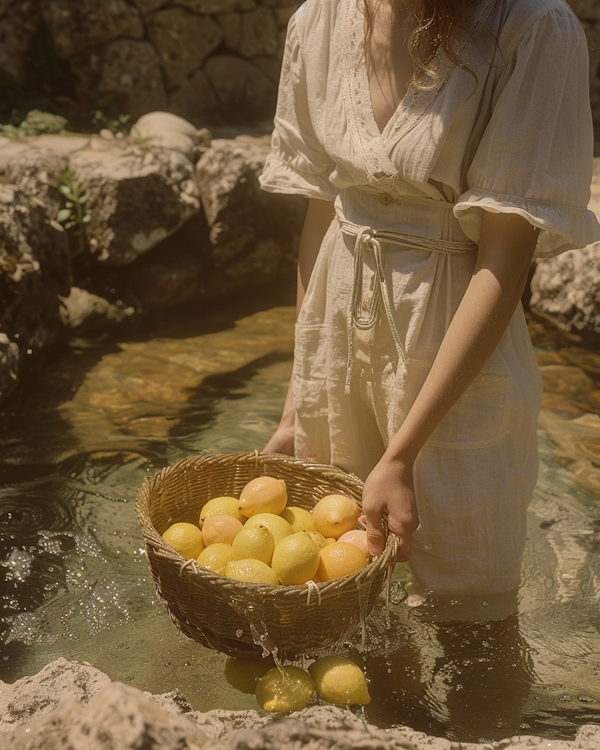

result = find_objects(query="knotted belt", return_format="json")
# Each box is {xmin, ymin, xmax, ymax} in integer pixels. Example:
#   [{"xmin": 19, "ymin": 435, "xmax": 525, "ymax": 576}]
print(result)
[{"xmin": 338, "ymin": 218, "xmax": 477, "ymax": 394}]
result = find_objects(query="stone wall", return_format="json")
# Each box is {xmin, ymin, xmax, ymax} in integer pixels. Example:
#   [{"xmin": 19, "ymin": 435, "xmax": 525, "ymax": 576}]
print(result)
[{"xmin": 0, "ymin": 0, "xmax": 300, "ymax": 126}]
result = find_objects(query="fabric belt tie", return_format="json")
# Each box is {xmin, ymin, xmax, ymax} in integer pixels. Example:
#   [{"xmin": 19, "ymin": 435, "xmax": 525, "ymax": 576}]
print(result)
[{"xmin": 338, "ymin": 218, "xmax": 476, "ymax": 395}]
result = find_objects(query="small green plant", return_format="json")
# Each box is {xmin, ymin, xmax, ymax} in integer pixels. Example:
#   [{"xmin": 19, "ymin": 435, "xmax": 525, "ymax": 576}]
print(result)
[
  {"xmin": 56, "ymin": 170, "xmax": 91, "ymax": 256},
  {"xmin": 0, "ymin": 109, "xmax": 68, "ymax": 137},
  {"xmin": 92, "ymin": 109, "xmax": 131, "ymax": 135}
]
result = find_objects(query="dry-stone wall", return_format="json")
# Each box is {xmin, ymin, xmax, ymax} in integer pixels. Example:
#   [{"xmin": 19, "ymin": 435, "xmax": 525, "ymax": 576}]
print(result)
[{"xmin": 0, "ymin": 0, "xmax": 299, "ymax": 126}]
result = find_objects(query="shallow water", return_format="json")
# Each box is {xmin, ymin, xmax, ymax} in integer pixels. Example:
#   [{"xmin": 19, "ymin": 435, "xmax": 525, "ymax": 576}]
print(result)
[{"xmin": 1, "ymin": 292, "xmax": 600, "ymax": 742}]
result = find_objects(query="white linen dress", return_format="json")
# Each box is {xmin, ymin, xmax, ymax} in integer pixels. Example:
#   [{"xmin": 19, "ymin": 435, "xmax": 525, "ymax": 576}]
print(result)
[{"xmin": 259, "ymin": 0, "xmax": 600, "ymax": 595}]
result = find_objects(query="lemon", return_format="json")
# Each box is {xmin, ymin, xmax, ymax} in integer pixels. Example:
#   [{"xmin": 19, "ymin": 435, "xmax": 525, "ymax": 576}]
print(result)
[
  {"xmin": 317, "ymin": 542, "xmax": 368, "ymax": 581},
  {"xmin": 308, "ymin": 656, "xmax": 371, "ymax": 706},
  {"xmin": 312, "ymin": 494, "xmax": 361, "ymax": 539},
  {"xmin": 231, "ymin": 524, "xmax": 275, "ymax": 565},
  {"xmin": 337, "ymin": 529, "xmax": 370, "ymax": 558},
  {"xmin": 239, "ymin": 476, "xmax": 287, "ymax": 517},
  {"xmin": 281, "ymin": 506, "xmax": 315, "ymax": 533},
  {"xmin": 162, "ymin": 522, "xmax": 204, "ymax": 559},
  {"xmin": 224, "ymin": 656, "xmax": 275, "ymax": 694},
  {"xmin": 202, "ymin": 514, "xmax": 243, "ymax": 547},
  {"xmin": 271, "ymin": 531, "xmax": 320, "ymax": 585},
  {"xmin": 224, "ymin": 558, "xmax": 279, "ymax": 585},
  {"xmin": 199, "ymin": 496, "xmax": 246, "ymax": 528},
  {"xmin": 245, "ymin": 513, "xmax": 293, "ymax": 546},
  {"xmin": 255, "ymin": 666, "xmax": 314, "ymax": 712},
  {"xmin": 197, "ymin": 543, "xmax": 235, "ymax": 574}
]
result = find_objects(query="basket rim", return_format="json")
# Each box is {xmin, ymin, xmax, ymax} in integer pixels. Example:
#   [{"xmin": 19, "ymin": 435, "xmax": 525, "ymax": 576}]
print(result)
[{"xmin": 135, "ymin": 451, "xmax": 398, "ymax": 598}]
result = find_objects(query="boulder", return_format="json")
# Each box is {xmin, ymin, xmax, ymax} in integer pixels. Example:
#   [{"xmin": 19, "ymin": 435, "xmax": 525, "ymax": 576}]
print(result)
[
  {"xmin": 43, "ymin": 0, "xmax": 144, "ymax": 59},
  {"xmin": 58, "ymin": 287, "xmax": 130, "ymax": 333},
  {"xmin": 130, "ymin": 0, "xmax": 169, "ymax": 13},
  {"xmin": 204, "ymin": 55, "xmax": 277, "ymax": 120},
  {"xmin": 70, "ymin": 144, "xmax": 200, "ymax": 266},
  {"xmin": 174, "ymin": 0, "xmax": 256, "ymax": 12},
  {"xmin": 169, "ymin": 70, "xmax": 219, "ymax": 125},
  {"xmin": 0, "ymin": 0, "xmax": 12, "ymax": 19},
  {"xmin": 239, "ymin": 7, "xmax": 279, "ymax": 58},
  {"xmin": 566, "ymin": 0, "xmax": 600, "ymax": 21},
  {"xmin": 195, "ymin": 135, "xmax": 306, "ymax": 295},
  {"xmin": 0, "ymin": 185, "xmax": 71, "ymax": 400},
  {"xmin": 5, "ymin": 149, "xmax": 69, "ymax": 218},
  {"xmin": 0, "ymin": 333, "xmax": 18, "ymax": 401},
  {"xmin": 130, "ymin": 111, "xmax": 199, "ymax": 159},
  {"xmin": 530, "ymin": 244, "xmax": 600, "ymax": 345},
  {"xmin": 0, "ymin": 1, "xmax": 37, "ymax": 86},
  {"xmin": 216, "ymin": 12, "xmax": 242, "ymax": 51},
  {"xmin": 146, "ymin": 8, "xmax": 222, "ymax": 89}
]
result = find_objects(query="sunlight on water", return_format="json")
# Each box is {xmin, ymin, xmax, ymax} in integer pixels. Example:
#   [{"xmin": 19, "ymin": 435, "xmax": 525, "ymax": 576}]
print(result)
[{"xmin": 0, "ymin": 297, "xmax": 600, "ymax": 741}]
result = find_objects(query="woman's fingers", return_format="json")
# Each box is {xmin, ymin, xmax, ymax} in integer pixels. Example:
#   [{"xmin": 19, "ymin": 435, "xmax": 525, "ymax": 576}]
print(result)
[
  {"xmin": 387, "ymin": 508, "xmax": 418, "ymax": 563},
  {"xmin": 363, "ymin": 505, "xmax": 387, "ymax": 557}
]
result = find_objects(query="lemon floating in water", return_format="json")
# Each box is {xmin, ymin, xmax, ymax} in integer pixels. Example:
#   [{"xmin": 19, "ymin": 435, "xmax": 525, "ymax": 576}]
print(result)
[
  {"xmin": 239, "ymin": 476, "xmax": 287, "ymax": 517},
  {"xmin": 244, "ymin": 513, "xmax": 293, "ymax": 546},
  {"xmin": 199, "ymin": 496, "xmax": 246, "ymax": 528},
  {"xmin": 231, "ymin": 524, "xmax": 275, "ymax": 565},
  {"xmin": 224, "ymin": 656, "xmax": 275, "ymax": 694},
  {"xmin": 162, "ymin": 522, "xmax": 204, "ymax": 559},
  {"xmin": 271, "ymin": 531, "xmax": 320, "ymax": 585},
  {"xmin": 224, "ymin": 558, "xmax": 279, "ymax": 585},
  {"xmin": 308, "ymin": 655, "xmax": 371, "ymax": 706},
  {"xmin": 255, "ymin": 666, "xmax": 314, "ymax": 712},
  {"xmin": 312, "ymin": 494, "xmax": 361, "ymax": 539},
  {"xmin": 197, "ymin": 543, "xmax": 235, "ymax": 574},
  {"xmin": 281, "ymin": 506, "xmax": 315, "ymax": 533}
]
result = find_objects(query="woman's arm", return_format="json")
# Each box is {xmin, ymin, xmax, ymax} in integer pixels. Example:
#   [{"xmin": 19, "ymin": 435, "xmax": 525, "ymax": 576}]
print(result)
[
  {"xmin": 263, "ymin": 197, "xmax": 336, "ymax": 455},
  {"xmin": 362, "ymin": 210, "xmax": 540, "ymax": 559}
]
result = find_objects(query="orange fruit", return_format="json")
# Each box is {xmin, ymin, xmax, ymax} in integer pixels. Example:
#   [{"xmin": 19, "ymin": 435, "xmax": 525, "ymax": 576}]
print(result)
[
  {"xmin": 202, "ymin": 514, "xmax": 244, "ymax": 547},
  {"xmin": 337, "ymin": 529, "xmax": 370, "ymax": 559},
  {"xmin": 316, "ymin": 542, "xmax": 368, "ymax": 581}
]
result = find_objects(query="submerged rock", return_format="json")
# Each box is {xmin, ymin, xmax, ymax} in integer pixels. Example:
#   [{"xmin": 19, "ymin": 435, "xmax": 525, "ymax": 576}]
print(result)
[{"xmin": 0, "ymin": 657, "xmax": 599, "ymax": 749}]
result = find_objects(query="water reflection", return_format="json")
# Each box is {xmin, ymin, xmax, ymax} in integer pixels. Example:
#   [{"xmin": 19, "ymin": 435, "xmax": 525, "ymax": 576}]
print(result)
[{"xmin": 0, "ymin": 295, "xmax": 599, "ymax": 740}]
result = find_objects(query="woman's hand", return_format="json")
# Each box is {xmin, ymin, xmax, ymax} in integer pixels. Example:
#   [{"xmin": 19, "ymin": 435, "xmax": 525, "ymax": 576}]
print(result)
[
  {"xmin": 262, "ymin": 424, "xmax": 295, "ymax": 456},
  {"xmin": 362, "ymin": 455, "xmax": 419, "ymax": 561}
]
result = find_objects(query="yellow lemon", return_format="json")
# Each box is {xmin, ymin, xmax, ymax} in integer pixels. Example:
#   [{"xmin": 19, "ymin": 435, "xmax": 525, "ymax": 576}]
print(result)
[
  {"xmin": 224, "ymin": 656, "xmax": 275, "ymax": 694},
  {"xmin": 316, "ymin": 542, "xmax": 368, "ymax": 582},
  {"xmin": 239, "ymin": 476, "xmax": 287, "ymax": 517},
  {"xmin": 244, "ymin": 513, "xmax": 293, "ymax": 546},
  {"xmin": 162, "ymin": 522, "xmax": 204, "ymax": 559},
  {"xmin": 197, "ymin": 543, "xmax": 235, "ymax": 574},
  {"xmin": 224, "ymin": 558, "xmax": 279, "ymax": 585},
  {"xmin": 271, "ymin": 531, "xmax": 320, "ymax": 585},
  {"xmin": 255, "ymin": 666, "xmax": 314, "ymax": 712},
  {"xmin": 231, "ymin": 524, "xmax": 275, "ymax": 565},
  {"xmin": 199, "ymin": 496, "xmax": 246, "ymax": 528},
  {"xmin": 202, "ymin": 514, "xmax": 244, "ymax": 547},
  {"xmin": 308, "ymin": 656, "xmax": 371, "ymax": 706},
  {"xmin": 308, "ymin": 531, "xmax": 328, "ymax": 549},
  {"xmin": 337, "ymin": 529, "xmax": 370, "ymax": 559},
  {"xmin": 312, "ymin": 494, "xmax": 361, "ymax": 539},
  {"xmin": 281, "ymin": 506, "xmax": 315, "ymax": 533}
]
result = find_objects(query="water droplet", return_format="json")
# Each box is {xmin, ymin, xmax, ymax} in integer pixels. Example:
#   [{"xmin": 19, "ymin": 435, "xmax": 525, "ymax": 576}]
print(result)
[{"xmin": 236, "ymin": 629, "xmax": 243, "ymax": 637}]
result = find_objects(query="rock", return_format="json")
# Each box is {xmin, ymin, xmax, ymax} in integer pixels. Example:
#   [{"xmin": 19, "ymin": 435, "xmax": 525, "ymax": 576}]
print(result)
[
  {"xmin": 216, "ymin": 12, "xmax": 242, "ymax": 51},
  {"xmin": 169, "ymin": 69, "xmax": 219, "ymax": 125},
  {"xmin": 260, "ymin": 0, "xmax": 300, "ymax": 6},
  {"xmin": 98, "ymin": 39, "xmax": 169, "ymax": 120},
  {"xmin": 43, "ymin": 0, "xmax": 144, "ymax": 59},
  {"xmin": 0, "ymin": 332, "xmax": 18, "ymax": 401},
  {"xmin": 130, "ymin": 111, "xmax": 199, "ymax": 159},
  {"xmin": 0, "ymin": 141, "xmax": 33, "ymax": 171},
  {"xmin": 26, "ymin": 135, "xmax": 90, "ymax": 155},
  {"xmin": 0, "ymin": 1, "xmax": 37, "ymax": 85},
  {"xmin": 0, "ymin": 0, "xmax": 12, "ymax": 19},
  {"xmin": 70, "ymin": 144, "xmax": 200, "ymax": 266},
  {"xmin": 0, "ymin": 185, "xmax": 71, "ymax": 397},
  {"xmin": 146, "ymin": 8, "xmax": 222, "ymax": 90},
  {"xmin": 251, "ymin": 55, "xmax": 283, "ymax": 84},
  {"xmin": 130, "ymin": 0, "xmax": 169, "ymax": 13},
  {"xmin": 58, "ymin": 287, "xmax": 129, "ymax": 332},
  {"xmin": 274, "ymin": 6, "xmax": 298, "ymax": 25},
  {"xmin": 530, "ymin": 244, "xmax": 600, "ymax": 345},
  {"xmin": 6, "ymin": 149, "xmax": 69, "ymax": 218},
  {"xmin": 174, "ymin": 0, "xmax": 256, "ymax": 12},
  {"xmin": 204, "ymin": 55, "xmax": 277, "ymax": 120},
  {"xmin": 195, "ymin": 135, "xmax": 306, "ymax": 294},
  {"xmin": 239, "ymin": 7, "xmax": 279, "ymax": 58},
  {"xmin": 566, "ymin": 0, "xmax": 600, "ymax": 21}
]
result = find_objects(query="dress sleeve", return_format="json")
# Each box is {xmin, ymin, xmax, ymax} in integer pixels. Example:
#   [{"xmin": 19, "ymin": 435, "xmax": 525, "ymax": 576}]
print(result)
[
  {"xmin": 258, "ymin": 10, "xmax": 338, "ymax": 202},
  {"xmin": 454, "ymin": 7, "xmax": 600, "ymax": 258}
]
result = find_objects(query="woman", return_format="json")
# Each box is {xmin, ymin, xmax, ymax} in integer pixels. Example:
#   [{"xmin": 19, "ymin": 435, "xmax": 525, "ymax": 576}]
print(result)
[{"xmin": 259, "ymin": 0, "xmax": 600, "ymax": 604}]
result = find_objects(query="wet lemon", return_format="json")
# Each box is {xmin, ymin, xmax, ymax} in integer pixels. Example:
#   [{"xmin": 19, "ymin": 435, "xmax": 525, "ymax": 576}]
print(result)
[
  {"xmin": 224, "ymin": 558, "xmax": 279, "ymax": 585},
  {"xmin": 202, "ymin": 514, "xmax": 244, "ymax": 546},
  {"xmin": 244, "ymin": 513, "xmax": 293, "ymax": 546},
  {"xmin": 337, "ymin": 529, "xmax": 370, "ymax": 559},
  {"xmin": 197, "ymin": 543, "xmax": 235, "ymax": 574},
  {"xmin": 312, "ymin": 494, "xmax": 361, "ymax": 539},
  {"xmin": 239, "ymin": 476, "xmax": 287, "ymax": 517},
  {"xmin": 317, "ymin": 542, "xmax": 368, "ymax": 581},
  {"xmin": 231, "ymin": 524, "xmax": 275, "ymax": 565},
  {"xmin": 308, "ymin": 656, "xmax": 371, "ymax": 706},
  {"xmin": 199, "ymin": 496, "xmax": 246, "ymax": 528},
  {"xmin": 224, "ymin": 655, "xmax": 275, "ymax": 694},
  {"xmin": 281, "ymin": 506, "xmax": 315, "ymax": 533},
  {"xmin": 162, "ymin": 522, "xmax": 204, "ymax": 559},
  {"xmin": 255, "ymin": 666, "xmax": 314, "ymax": 712},
  {"xmin": 271, "ymin": 531, "xmax": 320, "ymax": 585}
]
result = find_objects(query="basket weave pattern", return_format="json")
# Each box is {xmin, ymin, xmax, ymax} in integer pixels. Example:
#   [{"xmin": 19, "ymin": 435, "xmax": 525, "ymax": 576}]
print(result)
[{"xmin": 136, "ymin": 452, "xmax": 397, "ymax": 659}]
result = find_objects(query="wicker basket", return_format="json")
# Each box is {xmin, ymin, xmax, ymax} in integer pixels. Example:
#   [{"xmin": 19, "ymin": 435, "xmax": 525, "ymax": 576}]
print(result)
[{"xmin": 136, "ymin": 452, "xmax": 397, "ymax": 659}]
